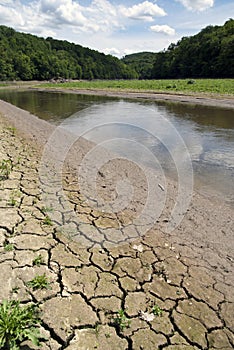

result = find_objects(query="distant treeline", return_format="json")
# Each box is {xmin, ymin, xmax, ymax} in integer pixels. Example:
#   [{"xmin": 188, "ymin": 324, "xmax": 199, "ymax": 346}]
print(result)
[
  {"xmin": 0, "ymin": 19, "xmax": 233, "ymax": 81},
  {"xmin": 122, "ymin": 19, "xmax": 234, "ymax": 79},
  {"xmin": 0, "ymin": 26, "xmax": 137, "ymax": 81}
]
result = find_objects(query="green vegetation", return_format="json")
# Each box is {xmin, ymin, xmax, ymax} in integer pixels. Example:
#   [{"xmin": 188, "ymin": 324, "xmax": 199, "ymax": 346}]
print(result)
[
  {"xmin": 8, "ymin": 190, "xmax": 21, "ymax": 207},
  {"xmin": 26, "ymin": 274, "xmax": 51, "ymax": 291},
  {"xmin": 0, "ymin": 19, "xmax": 233, "ymax": 81},
  {"xmin": 122, "ymin": 19, "xmax": 234, "ymax": 79},
  {"xmin": 40, "ymin": 78, "xmax": 234, "ymax": 95},
  {"xmin": 32, "ymin": 255, "xmax": 44, "ymax": 267},
  {"xmin": 152, "ymin": 304, "xmax": 163, "ymax": 317},
  {"xmin": 122, "ymin": 52, "xmax": 156, "ymax": 79},
  {"xmin": 41, "ymin": 206, "xmax": 53, "ymax": 214},
  {"xmin": 0, "ymin": 300, "xmax": 43, "ymax": 349},
  {"xmin": 8, "ymin": 197, "xmax": 17, "ymax": 207},
  {"xmin": 151, "ymin": 19, "xmax": 234, "ymax": 79},
  {"xmin": 0, "ymin": 25, "xmax": 137, "ymax": 81},
  {"xmin": 114, "ymin": 309, "xmax": 131, "ymax": 331},
  {"xmin": 42, "ymin": 215, "xmax": 53, "ymax": 226},
  {"xmin": 0, "ymin": 159, "xmax": 13, "ymax": 180},
  {"xmin": 3, "ymin": 242, "xmax": 14, "ymax": 252}
]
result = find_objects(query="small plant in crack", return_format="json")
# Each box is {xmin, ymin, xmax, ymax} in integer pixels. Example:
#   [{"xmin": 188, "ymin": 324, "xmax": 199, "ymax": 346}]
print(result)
[
  {"xmin": 0, "ymin": 299, "xmax": 44, "ymax": 350},
  {"xmin": 11, "ymin": 286, "xmax": 20, "ymax": 294},
  {"xmin": 26, "ymin": 274, "xmax": 51, "ymax": 291},
  {"xmin": 113, "ymin": 309, "xmax": 131, "ymax": 331},
  {"xmin": 42, "ymin": 215, "xmax": 53, "ymax": 226},
  {"xmin": 3, "ymin": 241, "xmax": 14, "ymax": 252},
  {"xmin": 152, "ymin": 304, "xmax": 163, "ymax": 317},
  {"xmin": 8, "ymin": 190, "xmax": 21, "ymax": 207},
  {"xmin": 8, "ymin": 197, "xmax": 17, "ymax": 207},
  {"xmin": 93, "ymin": 322, "xmax": 101, "ymax": 336},
  {"xmin": 0, "ymin": 159, "xmax": 13, "ymax": 180},
  {"xmin": 41, "ymin": 206, "xmax": 53, "ymax": 214},
  {"xmin": 32, "ymin": 254, "xmax": 45, "ymax": 267}
]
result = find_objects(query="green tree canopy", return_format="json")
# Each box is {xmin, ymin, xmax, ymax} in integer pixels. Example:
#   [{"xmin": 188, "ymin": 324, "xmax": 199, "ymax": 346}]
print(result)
[{"xmin": 0, "ymin": 26, "xmax": 138, "ymax": 81}]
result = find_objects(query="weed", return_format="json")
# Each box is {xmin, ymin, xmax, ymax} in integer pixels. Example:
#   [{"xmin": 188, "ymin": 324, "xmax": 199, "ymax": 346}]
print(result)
[
  {"xmin": 8, "ymin": 190, "xmax": 21, "ymax": 207},
  {"xmin": 94, "ymin": 323, "xmax": 100, "ymax": 336},
  {"xmin": 3, "ymin": 242, "xmax": 14, "ymax": 252},
  {"xmin": 152, "ymin": 304, "xmax": 163, "ymax": 317},
  {"xmin": 114, "ymin": 309, "xmax": 131, "ymax": 331},
  {"xmin": 42, "ymin": 215, "xmax": 53, "ymax": 226},
  {"xmin": 8, "ymin": 197, "xmax": 17, "ymax": 207},
  {"xmin": 0, "ymin": 300, "xmax": 43, "ymax": 349},
  {"xmin": 11, "ymin": 287, "xmax": 20, "ymax": 294},
  {"xmin": 26, "ymin": 274, "xmax": 51, "ymax": 291},
  {"xmin": 41, "ymin": 206, "xmax": 53, "ymax": 213},
  {"xmin": 32, "ymin": 255, "xmax": 44, "ymax": 267},
  {"xmin": 0, "ymin": 159, "xmax": 13, "ymax": 180}
]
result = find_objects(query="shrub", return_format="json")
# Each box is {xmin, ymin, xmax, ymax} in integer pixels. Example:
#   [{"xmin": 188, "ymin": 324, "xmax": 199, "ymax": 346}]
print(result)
[{"xmin": 0, "ymin": 300, "xmax": 43, "ymax": 349}]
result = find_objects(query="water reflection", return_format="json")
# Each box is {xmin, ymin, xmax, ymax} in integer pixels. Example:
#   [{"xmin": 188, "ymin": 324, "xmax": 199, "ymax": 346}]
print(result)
[
  {"xmin": 0, "ymin": 90, "xmax": 233, "ymax": 202},
  {"xmin": 0, "ymin": 89, "xmax": 118, "ymax": 123}
]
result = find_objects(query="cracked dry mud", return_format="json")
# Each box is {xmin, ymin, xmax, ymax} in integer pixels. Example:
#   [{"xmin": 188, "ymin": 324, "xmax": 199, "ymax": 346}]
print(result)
[{"xmin": 0, "ymin": 103, "xmax": 234, "ymax": 349}]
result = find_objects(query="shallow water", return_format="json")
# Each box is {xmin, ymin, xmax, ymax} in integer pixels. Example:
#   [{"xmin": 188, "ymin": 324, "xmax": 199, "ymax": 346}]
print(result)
[{"xmin": 0, "ymin": 89, "xmax": 233, "ymax": 203}]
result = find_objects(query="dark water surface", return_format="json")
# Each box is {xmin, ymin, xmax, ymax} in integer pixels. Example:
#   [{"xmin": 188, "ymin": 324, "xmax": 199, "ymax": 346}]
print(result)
[{"xmin": 0, "ymin": 89, "xmax": 233, "ymax": 203}]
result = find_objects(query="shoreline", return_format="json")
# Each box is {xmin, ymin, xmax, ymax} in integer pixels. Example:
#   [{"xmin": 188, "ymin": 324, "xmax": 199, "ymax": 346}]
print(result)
[
  {"xmin": 33, "ymin": 86, "xmax": 234, "ymax": 110},
  {"xmin": 0, "ymin": 98, "xmax": 233, "ymax": 254},
  {"xmin": 1, "ymin": 82, "xmax": 234, "ymax": 109},
  {"xmin": 0, "ymin": 99, "xmax": 234, "ymax": 348}
]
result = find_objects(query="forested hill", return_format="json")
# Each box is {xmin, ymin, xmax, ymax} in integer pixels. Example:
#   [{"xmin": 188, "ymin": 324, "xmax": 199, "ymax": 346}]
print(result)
[
  {"xmin": 122, "ymin": 19, "xmax": 234, "ymax": 79},
  {"xmin": 0, "ymin": 20, "xmax": 233, "ymax": 81},
  {"xmin": 122, "ymin": 52, "xmax": 156, "ymax": 79},
  {"xmin": 0, "ymin": 26, "xmax": 137, "ymax": 81}
]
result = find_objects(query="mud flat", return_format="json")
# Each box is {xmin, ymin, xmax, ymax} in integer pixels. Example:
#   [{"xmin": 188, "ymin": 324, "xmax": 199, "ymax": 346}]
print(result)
[{"xmin": 0, "ymin": 99, "xmax": 233, "ymax": 349}]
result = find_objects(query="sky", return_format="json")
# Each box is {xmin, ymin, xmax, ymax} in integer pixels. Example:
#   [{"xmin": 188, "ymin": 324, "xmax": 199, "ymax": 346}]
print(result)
[{"xmin": 0, "ymin": 0, "xmax": 233, "ymax": 57}]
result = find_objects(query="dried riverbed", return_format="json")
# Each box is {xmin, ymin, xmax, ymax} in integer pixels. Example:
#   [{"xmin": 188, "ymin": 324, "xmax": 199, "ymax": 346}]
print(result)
[{"xmin": 0, "ymin": 100, "xmax": 233, "ymax": 349}]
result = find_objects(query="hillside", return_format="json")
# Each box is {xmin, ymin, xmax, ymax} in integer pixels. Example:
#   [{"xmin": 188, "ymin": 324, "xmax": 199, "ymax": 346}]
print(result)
[
  {"xmin": 0, "ymin": 26, "xmax": 137, "ymax": 81},
  {"xmin": 122, "ymin": 19, "xmax": 234, "ymax": 79},
  {"xmin": 0, "ymin": 19, "xmax": 233, "ymax": 81},
  {"xmin": 152, "ymin": 19, "xmax": 234, "ymax": 79},
  {"xmin": 122, "ymin": 52, "xmax": 155, "ymax": 79}
]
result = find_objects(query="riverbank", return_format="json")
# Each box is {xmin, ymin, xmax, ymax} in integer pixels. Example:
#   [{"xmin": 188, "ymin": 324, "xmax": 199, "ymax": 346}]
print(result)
[
  {"xmin": 1, "ymin": 79, "xmax": 234, "ymax": 110},
  {"xmin": 34, "ymin": 86, "xmax": 234, "ymax": 110},
  {"xmin": 0, "ymin": 100, "xmax": 234, "ymax": 349}
]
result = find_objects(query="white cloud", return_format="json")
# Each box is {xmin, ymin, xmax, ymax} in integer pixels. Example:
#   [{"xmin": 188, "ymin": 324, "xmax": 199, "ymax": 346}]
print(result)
[
  {"xmin": 0, "ymin": 0, "xmax": 168, "ymax": 36},
  {"xmin": 150, "ymin": 24, "xmax": 175, "ymax": 35},
  {"xmin": 176, "ymin": 0, "xmax": 214, "ymax": 11},
  {"xmin": 103, "ymin": 47, "xmax": 121, "ymax": 55},
  {"xmin": 123, "ymin": 49, "xmax": 136, "ymax": 56},
  {"xmin": 40, "ymin": 0, "xmax": 87, "ymax": 27},
  {"xmin": 0, "ymin": 0, "xmax": 226, "ymax": 60},
  {"xmin": 120, "ymin": 1, "xmax": 166, "ymax": 22}
]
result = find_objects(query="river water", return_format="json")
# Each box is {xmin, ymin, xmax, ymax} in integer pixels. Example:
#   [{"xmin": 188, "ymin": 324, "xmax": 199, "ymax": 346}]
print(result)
[{"xmin": 0, "ymin": 90, "xmax": 233, "ymax": 203}]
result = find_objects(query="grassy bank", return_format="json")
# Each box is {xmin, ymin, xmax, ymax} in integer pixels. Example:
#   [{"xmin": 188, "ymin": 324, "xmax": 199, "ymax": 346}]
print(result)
[{"xmin": 39, "ymin": 79, "xmax": 234, "ymax": 95}]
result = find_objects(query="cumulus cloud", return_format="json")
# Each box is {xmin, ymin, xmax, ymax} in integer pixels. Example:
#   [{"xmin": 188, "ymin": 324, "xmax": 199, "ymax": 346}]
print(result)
[
  {"xmin": 150, "ymin": 24, "xmax": 175, "ymax": 36},
  {"xmin": 0, "ymin": 0, "xmax": 169, "ymax": 36},
  {"xmin": 120, "ymin": 1, "xmax": 166, "ymax": 22},
  {"xmin": 103, "ymin": 47, "xmax": 121, "ymax": 55},
  {"xmin": 0, "ymin": 4, "xmax": 25, "ymax": 26},
  {"xmin": 176, "ymin": 0, "xmax": 214, "ymax": 11},
  {"xmin": 0, "ymin": 0, "xmax": 121, "ymax": 34}
]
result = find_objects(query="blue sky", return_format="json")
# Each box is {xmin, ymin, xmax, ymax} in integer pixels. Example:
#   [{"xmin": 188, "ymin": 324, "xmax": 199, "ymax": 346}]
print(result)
[{"xmin": 0, "ymin": 0, "xmax": 233, "ymax": 57}]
